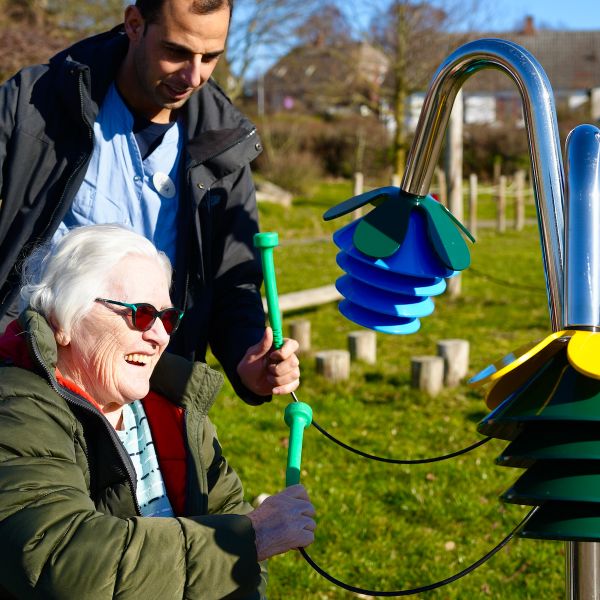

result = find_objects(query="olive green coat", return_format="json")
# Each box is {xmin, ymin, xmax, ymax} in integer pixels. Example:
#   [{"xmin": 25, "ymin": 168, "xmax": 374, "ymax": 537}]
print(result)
[{"xmin": 0, "ymin": 310, "xmax": 266, "ymax": 599}]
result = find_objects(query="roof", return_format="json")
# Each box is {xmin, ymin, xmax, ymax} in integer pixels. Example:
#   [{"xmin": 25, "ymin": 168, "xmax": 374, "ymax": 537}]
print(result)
[
  {"xmin": 264, "ymin": 41, "xmax": 389, "ymax": 110},
  {"xmin": 454, "ymin": 28, "xmax": 600, "ymax": 94}
]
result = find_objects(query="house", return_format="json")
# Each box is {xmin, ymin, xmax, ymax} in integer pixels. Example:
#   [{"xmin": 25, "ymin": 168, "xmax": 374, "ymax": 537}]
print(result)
[
  {"xmin": 263, "ymin": 40, "xmax": 389, "ymax": 115},
  {"xmin": 413, "ymin": 16, "xmax": 600, "ymax": 129},
  {"xmin": 262, "ymin": 16, "xmax": 600, "ymax": 131}
]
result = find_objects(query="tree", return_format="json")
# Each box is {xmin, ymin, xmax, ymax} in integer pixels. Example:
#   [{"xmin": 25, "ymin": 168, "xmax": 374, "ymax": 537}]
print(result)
[
  {"xmin": 224, "ymin": 0, "xmax": 322, "ymax": 101},
  {"xmin": 369, "ymin": 0, "xmax": 487, "ymax": 177},
  {"xmin": 0, "ymin": 0, "xmax": 124, "ymax": 83}
]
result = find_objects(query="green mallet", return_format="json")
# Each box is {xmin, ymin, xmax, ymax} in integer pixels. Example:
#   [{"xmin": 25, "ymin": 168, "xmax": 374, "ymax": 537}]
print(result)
[
  {"xmin": 254, "ymin": 231, "xmax": 313, "ymax": 487},
  {"xmin": 284, "ymin": 402, "xmax": 313, "ymax": 486},
  {"xmin": 253, "ymin": 232, "xmax": 284, "ymax": 349}
]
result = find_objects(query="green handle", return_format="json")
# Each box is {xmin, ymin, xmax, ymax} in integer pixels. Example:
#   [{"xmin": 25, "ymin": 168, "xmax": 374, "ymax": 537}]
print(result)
[
  {"xmin": 254, "ymin": 232, "xmax": 284, "ymax": 349},
  {"xmin": 284, "ymin": 402, "xmax": 313, "ymax": 486}
]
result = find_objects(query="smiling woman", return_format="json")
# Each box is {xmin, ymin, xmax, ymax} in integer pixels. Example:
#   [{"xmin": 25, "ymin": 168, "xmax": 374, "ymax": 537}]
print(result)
[{"xmin": 0, "ymin": 224, "xmax": 316, "ymax": 599}]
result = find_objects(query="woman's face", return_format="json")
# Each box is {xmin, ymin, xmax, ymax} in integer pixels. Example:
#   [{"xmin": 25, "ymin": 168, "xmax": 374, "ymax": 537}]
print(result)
[{"xmin": 56, "ymin": 255, "xmax": 172, "ymax": 414}]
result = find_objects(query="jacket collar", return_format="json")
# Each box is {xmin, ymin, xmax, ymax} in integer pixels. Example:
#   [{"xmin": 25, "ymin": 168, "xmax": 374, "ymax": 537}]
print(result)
[{"xmin": 50, "ymin": 26, "xmax": 129, "ymax": 121}]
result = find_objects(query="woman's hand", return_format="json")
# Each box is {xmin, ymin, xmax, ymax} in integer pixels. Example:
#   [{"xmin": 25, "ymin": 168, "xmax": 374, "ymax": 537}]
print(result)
[
  {"xmin": 237, "ymin": 327, "xmax": 300, "ymax": 396},
  {"xmin": 247, "ymin": 485, "xmax": 316, "ymax": 561}
]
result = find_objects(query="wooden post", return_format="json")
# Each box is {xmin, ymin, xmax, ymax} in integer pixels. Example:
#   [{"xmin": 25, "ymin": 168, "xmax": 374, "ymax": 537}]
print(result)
[
  {"xmin": 496, "ymin": 175, "xmax": 507, "ymax": 233},
  {"xmin": 447, "ymin": 271, "xmax": 461, "ymax": 298},
  {"xmin": 289, "ymin": 319, "xmax": 311, "ymax": 354},
  {"xmin": 446, "ymin": 89, "xmax": 463, "ymax": 222},
  {"xmin": 353, "ymin": 172, "xmax": 364, "ymax": 196},
  {"xmin": 436, "ymin": 339, "xmax": 470, "ymax": 387},
  {"xmin": 411, "ymin": 356, "xmax": 445, "ymax": 396},
  {"xmin": 444, "ymin": 93, "xmax": 463, "ymax": 299},
  {"xmin": 493, "ymin": 156, "xmax": 502, "ymax": 185},
  {"xmin": 514, "ymin": 170, "xmax": 525, "ymax": 231},
  {"xmin": 353, "ymin": 172, "xmax": 364, "ymax": 218},
  {"xmin": 435, "ymin": 167, "xmax": 448, "ymax": 207},
  {"xmin": 348, "ymin": 331, "xmax": 376, "ymax": 364},
  {"xmin": 315, "ymin": 350, "xmax": 350, "ymax": 382},
  {"xmin": 469, "ymin": 173, "xmax": 478, "ymax": 237}
]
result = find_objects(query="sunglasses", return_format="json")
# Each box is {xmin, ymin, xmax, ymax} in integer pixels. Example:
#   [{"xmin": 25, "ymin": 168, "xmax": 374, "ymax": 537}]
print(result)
[
  {"xmin": 95, "ymin": 298, "xmax": 184, "ymax": 335},
  {"xmin": 324, "ymin": 187, "xmax": 475, "ymax": 270}
]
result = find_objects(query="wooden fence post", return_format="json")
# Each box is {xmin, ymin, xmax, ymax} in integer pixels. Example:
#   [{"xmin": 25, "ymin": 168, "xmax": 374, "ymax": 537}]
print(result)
[
  {"xmin": 348, "ymin": 331, "xmax": 376, "ymax": 364},
  {"xmin": 469, "ymin": 173, "xmax": 478, "ymax": 237},
  {"xmin": 435, "ymin": 167, "xmax": 448, "ymax": 207},
  {"xmin": 316, "ymin": 350, "xmax": 350, "ymax": 382},
  {"xmin": 436, "ymin": 339, "xmax": 470, "ymax": 387},
  {"xmin": 289, "ymin": 319, "xmax": 311, "ymax": 354},
  {"xmin": 353, "ymin": 172, "xmax": 364, "ymax": 218},
  {"xmin": 411, "ymin": 356, "xmax": 445, "ymax": 396},
  {"xmin": 514, "ymin": 170, "xmax": 525, "ymax": 231},
  {"xmin": 496, "ymin": 175, "xmax": 507, "ymax": 233}
]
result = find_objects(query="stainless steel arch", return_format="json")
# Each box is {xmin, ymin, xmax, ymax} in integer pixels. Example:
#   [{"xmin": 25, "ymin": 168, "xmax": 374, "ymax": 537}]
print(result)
[{"xmin": 400, "ymin": 38, "xmax": 565, "ymax": 330}]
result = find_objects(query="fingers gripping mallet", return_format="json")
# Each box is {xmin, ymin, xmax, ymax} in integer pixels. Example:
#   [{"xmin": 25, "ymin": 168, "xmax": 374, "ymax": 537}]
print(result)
[{"xmin": 254, "ymin": 232, "xmax": 313, "ymax": 486}]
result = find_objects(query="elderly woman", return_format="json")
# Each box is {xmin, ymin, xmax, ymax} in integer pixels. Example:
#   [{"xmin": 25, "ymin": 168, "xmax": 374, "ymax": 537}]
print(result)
[{"xmin": 0, "ymin": 224, "xmax": 315, "ymax": 599}]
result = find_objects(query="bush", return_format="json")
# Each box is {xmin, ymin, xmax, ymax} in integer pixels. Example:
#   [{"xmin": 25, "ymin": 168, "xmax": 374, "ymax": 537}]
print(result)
[
  {"xmin": 251, "ymin": 112, "xmax": 391, "ymax": 189},
  {"xmin": 257, "ymin": 150, "xmax": 323, "ymax": 196}
]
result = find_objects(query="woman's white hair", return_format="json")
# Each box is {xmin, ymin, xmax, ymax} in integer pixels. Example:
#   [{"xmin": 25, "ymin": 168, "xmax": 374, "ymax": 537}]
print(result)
[{"xmin": 20, "ymin": 224, "xmax": 173, "ymax": 334}]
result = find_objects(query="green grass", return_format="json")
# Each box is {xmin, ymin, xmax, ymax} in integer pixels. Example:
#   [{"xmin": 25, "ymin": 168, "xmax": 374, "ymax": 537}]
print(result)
[{"xmin": 209, "ymin": 180, "xmax": 564, "ymax": 599}]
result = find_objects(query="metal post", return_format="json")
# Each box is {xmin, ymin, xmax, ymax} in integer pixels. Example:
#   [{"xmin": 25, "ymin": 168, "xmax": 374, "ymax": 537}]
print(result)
[
  {"xmin": 564, "ymin": 124, "xmax": 600, "ymax": 600},
  {"xmin": 401, "ymin": 38, "xmax": 565, "ymax": 331},
  {"xmin": 567, "ymin": 545, "xmax": 600, "ymax": 600}
]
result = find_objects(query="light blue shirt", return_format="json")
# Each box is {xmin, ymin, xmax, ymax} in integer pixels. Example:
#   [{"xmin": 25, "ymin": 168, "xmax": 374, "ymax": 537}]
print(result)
[{"xmin": 54, "ymin": 83, "xmax": 182, "ymax": 262}]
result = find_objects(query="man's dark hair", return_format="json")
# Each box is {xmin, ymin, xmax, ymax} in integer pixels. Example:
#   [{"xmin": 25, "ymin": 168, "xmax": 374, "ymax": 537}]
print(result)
[{"xmin": 135, "ymin": 0, "xmax": 233, "ymax": 24}]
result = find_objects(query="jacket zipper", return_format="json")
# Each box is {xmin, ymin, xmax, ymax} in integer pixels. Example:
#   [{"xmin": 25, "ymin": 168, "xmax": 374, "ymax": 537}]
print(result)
[
  {"xmin": 191, "ymin": 127, "xmax": 258, "ymax": 167},
  {"xmin": 28, "ymin": 334, "xmax": 142, "ymax": 516}
]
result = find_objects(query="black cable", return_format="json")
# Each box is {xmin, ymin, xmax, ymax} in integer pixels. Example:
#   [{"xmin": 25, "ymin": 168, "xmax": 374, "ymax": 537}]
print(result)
[
  {"xmin": 299, "ymin": 506, "xmax": 538, "ymax": 597},
  {"xmin": 311, "ymin": 418, "xmax": 492, "ymax": 464}
]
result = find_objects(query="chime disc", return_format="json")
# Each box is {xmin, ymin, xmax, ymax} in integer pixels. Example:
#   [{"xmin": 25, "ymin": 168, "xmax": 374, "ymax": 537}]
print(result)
[
  {"xmin": 336, "ymin": 252, "xmax": 447, "ymax": 296},
  {"xmin": 335, "ymin": 275, "xmax": 435, "ymax": 319},
  {"xmin": 469, "ymin": 330, "xmax": 572, "ymax": 386},
  {"xmin": 502, "ymin": 461, "xmax": 600, "ymax": 504},
  {"xmin": 567, "ymin": 330, "xmax": 600, "ymax": 380},
  {"xmin": 333, "ymin": 214, "xmax": 454, "ymax": 279},
  {"xmin": 338, "ymin": 299, "xmax": 421, "ymax": 334},
  {"xmin": 497, "ymin": 422, "xmax": 600, "ymax": 467},
  {"xmin": 520, "ymin": 502, "xmax": 600, "ymax": 542},
  {"xmin": 478, "ymin": 351, "xmax": 600, "ymax": 440},
  {"xmin": 483, "ymin": 336, "xmax": 570, "ymax": 409}
]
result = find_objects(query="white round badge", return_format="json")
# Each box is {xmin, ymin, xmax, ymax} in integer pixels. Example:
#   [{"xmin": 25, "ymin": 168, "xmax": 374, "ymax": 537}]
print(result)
[{"xmin": 152, "ymin": 172, "xmax": 176, "ymax": 198}]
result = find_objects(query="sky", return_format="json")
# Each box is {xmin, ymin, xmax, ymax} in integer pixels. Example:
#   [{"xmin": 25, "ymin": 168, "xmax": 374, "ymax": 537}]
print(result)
[{"xmin": 476, "ymin": 0, "xmax": 600, "ymax": 32}]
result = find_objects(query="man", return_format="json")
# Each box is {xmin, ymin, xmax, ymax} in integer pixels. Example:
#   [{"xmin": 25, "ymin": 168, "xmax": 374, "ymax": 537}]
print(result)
[{"xmin": 0, "ymin": 0, "xmax": 299, "ymax": 404}]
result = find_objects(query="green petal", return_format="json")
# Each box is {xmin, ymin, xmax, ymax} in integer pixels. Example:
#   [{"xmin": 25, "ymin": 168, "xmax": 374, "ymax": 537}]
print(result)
[
  {"xmin": 353, "ymin": 195, "xmax": 413, "ymax": 258},
  {"xmin": 323, "ymin": 186, "xmax": 398, "ymax": 221},
  {"xmin": 420, "ymin": 196, "xmax": 472, "ymax": 271}
]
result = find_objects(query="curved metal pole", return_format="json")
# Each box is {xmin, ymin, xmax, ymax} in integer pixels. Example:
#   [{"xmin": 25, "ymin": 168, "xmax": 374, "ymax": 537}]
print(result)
[{"xmin": 401, "ymin": 38, "xmax": 565, "ymax": 330}]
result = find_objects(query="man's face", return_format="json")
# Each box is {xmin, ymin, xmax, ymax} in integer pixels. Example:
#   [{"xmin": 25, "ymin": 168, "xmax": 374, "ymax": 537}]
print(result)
[{"xmin": 122, "ymin": 0, "xmax": 230, "ymax": 121}]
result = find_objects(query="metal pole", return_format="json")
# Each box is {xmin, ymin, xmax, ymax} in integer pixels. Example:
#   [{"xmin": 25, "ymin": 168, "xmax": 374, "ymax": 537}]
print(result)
[
  {"xmin": 564, "ymin": 124, "xmax": 600, "ymax": 600},
  {"xmin": 401, "ymin": 38, "xmax": 565, "ymax": 331}
]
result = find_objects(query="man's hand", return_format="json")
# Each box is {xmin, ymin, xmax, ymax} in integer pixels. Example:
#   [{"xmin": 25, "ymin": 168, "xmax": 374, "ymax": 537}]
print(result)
[{"xmin": 237, "ymin": 327, "xmax": 300, "ymax": 396}]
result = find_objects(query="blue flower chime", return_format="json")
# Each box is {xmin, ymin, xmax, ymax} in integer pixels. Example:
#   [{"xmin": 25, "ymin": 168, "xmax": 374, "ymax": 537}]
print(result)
[{"xmin": 323, "ymin": 186, "xmax": 475, "ymax": 334}]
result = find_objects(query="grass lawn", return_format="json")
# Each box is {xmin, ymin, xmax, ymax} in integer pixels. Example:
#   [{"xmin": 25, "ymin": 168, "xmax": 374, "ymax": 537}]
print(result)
[{"xmin": 209, "ymin": 180, "xmax": 565, "ymax": 599}]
